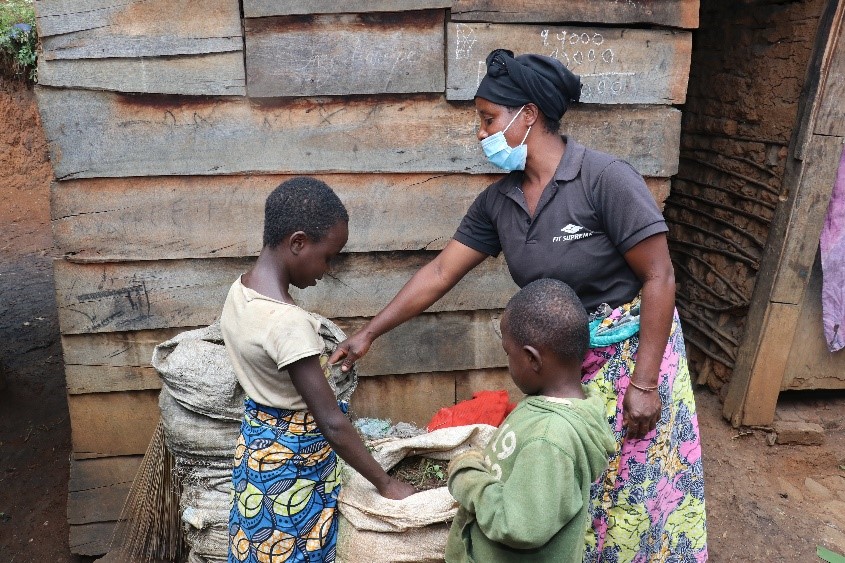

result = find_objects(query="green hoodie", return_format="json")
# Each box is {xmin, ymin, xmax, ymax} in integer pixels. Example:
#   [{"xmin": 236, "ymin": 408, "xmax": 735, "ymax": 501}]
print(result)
[{"xmin": 445, "ymin": 387, "xmax": 615, "ymax": 563}]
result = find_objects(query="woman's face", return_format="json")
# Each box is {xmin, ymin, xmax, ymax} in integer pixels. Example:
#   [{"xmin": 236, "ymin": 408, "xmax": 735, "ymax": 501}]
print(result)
[{"xmin": 475, "ymin": 97, "xmax": 528, "ymax": 146}]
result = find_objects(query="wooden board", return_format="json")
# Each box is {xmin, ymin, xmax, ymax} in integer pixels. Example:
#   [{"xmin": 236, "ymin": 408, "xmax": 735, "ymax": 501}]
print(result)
[
  {"xmin": 450, "ymin": 0, "xmax": 700, "ymax": 29},
  {"xmin": 447, "ymin": 23, "xmax": 691, "ymax": 104},
  {"xmin": 455, "ymin": 367, "xmax": 521, "ymax": 403},
  {"xmin": 245, "ymin": 12, "xmax": 444, "ymax": 97},
  {"xmin": 68, "ymin": 391, "xmax": 160, "ymax": 456},
  {"xmin": 69, "ymin": 522, "xmax": 118, "ymax": 556},
  {"xmin": 35, "ymin": 88, "xmax": 682, "ymax": 179},
  {"xmin": 62, "ymin": 328, "xmax": 186, "ymax": 394},
  {"xmin": 37, "ymin": 53, "xmax": 246, "ymax": 96},
  {"xmin": 62, "ymin": 310, "xmax": 509, "ymax": 394},
  {"xmin": 782, "ymin": 254, "xmax": 845, "ymax": 390},
  {"xmin": 51, "ymin": 174, "xmax": 671, "ymax": 262},
  {"xmin": 36, "ymin": 0, "xmax": 242, "ymax": 57},
  {"xmin": 771, "ymin": 135, "xmax": 844, "ymax": 304},
  {"xmin": 351, "ymin": 372, "xmax": 457, "ymax": 427},
  {"xmin": 335, "ymin": 311, "xmax": 507, "ymax": 376},
  {"xmin": 738, "ymin": 302, "xmax": 801, "ymax": 425},
  {"xmin": 53, "ymin": 255, "xmax": 518, "ymax": 335},
  {"xmin": 814, "ymin": 8, "xmax": 845, "ymax": 137},
  {"xmin": 50, "ymin": 174, "xmax": 496, "ymax": 260},
  {"xmin": 243, "ymin": 0, "xmax": 451, "ymax": 17},
  {"xmin": 68, "ymin": 456, "xmax": 140, "ymax": 525}
]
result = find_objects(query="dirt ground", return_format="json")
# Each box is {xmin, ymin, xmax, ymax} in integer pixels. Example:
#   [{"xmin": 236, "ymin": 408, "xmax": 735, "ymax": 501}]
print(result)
[{"xmin": 1, "ymin": 80, "xmax": 845, "ymax": 563}]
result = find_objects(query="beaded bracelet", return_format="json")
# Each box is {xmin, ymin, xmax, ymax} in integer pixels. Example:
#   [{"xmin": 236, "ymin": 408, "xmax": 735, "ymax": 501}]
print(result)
[{"xmin": 629, "ymin": 380, "xmax": 658, "ymax": 392}]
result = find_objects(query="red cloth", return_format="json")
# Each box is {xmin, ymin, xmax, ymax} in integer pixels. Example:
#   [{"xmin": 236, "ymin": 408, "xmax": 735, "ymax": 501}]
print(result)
[{"xmin": 426, "ymin": 390, "xmax": 516, "ymax": 432}]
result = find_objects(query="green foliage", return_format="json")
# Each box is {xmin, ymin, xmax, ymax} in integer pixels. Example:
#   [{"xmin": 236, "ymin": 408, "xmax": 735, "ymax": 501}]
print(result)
[{"xmin": 0, "ymin": 0, "xmax": 38, "ymax": 82}]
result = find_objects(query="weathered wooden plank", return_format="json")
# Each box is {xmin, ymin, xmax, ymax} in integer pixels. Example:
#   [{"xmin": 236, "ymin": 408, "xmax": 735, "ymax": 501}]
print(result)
[
  {"xmin": 69, "ymin": 522, "xmax": 117, "ymax": 556},
  {"xmin": 36, "ymin": 88, "xmax": 682, "ymax": 179},
  {"xmin": 447, "ymin": 23, "xmax": 691, "ymax": 104},
  {"xmin": 335, "ymin": 311, "xmax": 507, "ymax": 376},
  {"xmin": 245, "ymin": 12, "xmax": 444, "ymax": 97},
  {"xmin": 814, "ymin": 7, "xmax": 845, "ymax": 137},
  {"xmin": 62, "ymin": 329, "xmax": 187, "ymax": 368},
  {"xmin": 53, "ymin": 255, "xmax": 519, "ymax": 335},
  {"xmin": 68, "ymin": 456, "xmax": 140, "ymax": 526},
  {"xmin": 66, "ymin": 364, "xmax": 162, "ymax": 394},
  {"xmin": 62, "ymin": 310, "xmax": 509, "ymax": 394},
  {"xmin": 68, "ymin": 391, "xmax": 160, "ymax": 456},
  {"xmin": 51, "ymin": 174, "xmax": 496, "ymax": 260},
  {"xmin": 36, "ymin": 0, "xmax": 242, "ymax": 56},
  {"xmin": 351, "ymin": 372, "xmax": 457, "ymax": 427},
  {"xmin": 782, "ymin": 255, "xmax": 845, "ymax": 391},
  {"xmin": 771, "ymin": 135, "xmax": 844, "ymax": 304},
  {"xmin": 450, "ymin": 0, "xmax": 700, "ymax": 29},
  {"xmin": 455, "ymin": 367, "xmax": 521, "ymax": 403},
  {"xmin": 738, "ymin": 303, "xmax": 801, "ymax": 425},
  {"xmin": 62, "ymin": 328, "xmax": 185, "ymax": 394},
  {"xmin": 37, "ymin": 53, "xmax": 245, "ymax": 96},
  {"xmin": 52, "ymin": 175, "xmax": 669, "ymax": 262},
  {"xmin": 243, "ymin": 0, "xmax": 451, "ymax": 18}
]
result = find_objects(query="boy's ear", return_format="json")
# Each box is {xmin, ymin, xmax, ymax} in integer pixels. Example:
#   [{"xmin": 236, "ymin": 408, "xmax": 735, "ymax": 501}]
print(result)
[
  {"xmin": 288, "ymin": 231, "xmax": 308, "ymax": 255},
  {"xmin": 523, "ymin": 345, "xmax": 542, "ymax": 373}
]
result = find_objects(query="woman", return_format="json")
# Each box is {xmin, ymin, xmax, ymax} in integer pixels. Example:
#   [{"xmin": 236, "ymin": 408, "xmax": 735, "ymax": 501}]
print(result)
[{"xmin": 331, "ymin": 49, "xmax": 707, "ymax": 561}]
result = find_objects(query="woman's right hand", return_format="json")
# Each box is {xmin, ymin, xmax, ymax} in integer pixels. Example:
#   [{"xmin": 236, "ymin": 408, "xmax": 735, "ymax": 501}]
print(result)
[
  {"xmin": 329, "ymin": 330, "xmax": 374, "ymax": 373},
  {"xmin": 378, "ymin": 477, "xmax": 417, "ymax": 500}
]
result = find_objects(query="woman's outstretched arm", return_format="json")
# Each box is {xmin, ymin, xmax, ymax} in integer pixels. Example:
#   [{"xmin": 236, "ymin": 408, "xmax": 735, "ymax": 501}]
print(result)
[{"xmin": 329, "ymin": 240, "xmax": 488, "ymax": 371}]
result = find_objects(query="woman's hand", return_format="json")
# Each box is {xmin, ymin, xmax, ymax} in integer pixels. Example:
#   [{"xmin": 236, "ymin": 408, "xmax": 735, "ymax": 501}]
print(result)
[
  {"xmin": 378, "ymin": 477, "xmax": 417, "ymax": 500},
  {"xmin": 329, "ymin": 330, "xmax": 373, "ymax": 373},
  {"xmin": 622, "ymin": 385, "xmax": 662, "ymax": 439}
]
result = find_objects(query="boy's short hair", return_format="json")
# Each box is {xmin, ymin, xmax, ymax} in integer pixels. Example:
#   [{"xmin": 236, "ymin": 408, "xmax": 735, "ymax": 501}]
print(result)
[
  {"xmin": 503, "ymin": 278, "xmax": 589, "ymax": 362},
  {"xmin": 263, "ymin": 177, "xmax": 349, "ymax": 248}
]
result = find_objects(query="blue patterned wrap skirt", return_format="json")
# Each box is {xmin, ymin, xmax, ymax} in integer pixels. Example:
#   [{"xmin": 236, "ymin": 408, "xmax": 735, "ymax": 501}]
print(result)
[{"xmin": 228, "ymin": 398, "xmax": 345, "ymax": 563}]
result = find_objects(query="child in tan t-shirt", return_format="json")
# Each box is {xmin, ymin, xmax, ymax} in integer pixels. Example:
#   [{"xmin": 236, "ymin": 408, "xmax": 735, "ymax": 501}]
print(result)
[{"xmin": 220, "ymin": 177, "xmax": 415, "ymax": 563}]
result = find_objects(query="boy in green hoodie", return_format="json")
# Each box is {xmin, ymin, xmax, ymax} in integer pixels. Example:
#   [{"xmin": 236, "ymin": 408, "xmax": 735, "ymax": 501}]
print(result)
[{"xmin": 445, "ymin": 278, "xmax": 615, "ymax": 563}]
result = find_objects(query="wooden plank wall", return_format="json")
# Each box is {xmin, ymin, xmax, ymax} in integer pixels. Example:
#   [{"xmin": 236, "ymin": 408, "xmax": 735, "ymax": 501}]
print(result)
[{"xmin": 33, "ymin": 0, "xmax": 697, "ymax": 555}]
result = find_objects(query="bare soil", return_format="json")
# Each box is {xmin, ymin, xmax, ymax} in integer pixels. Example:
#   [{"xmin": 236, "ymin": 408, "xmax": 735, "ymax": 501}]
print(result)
[{"xmin": 1, "ymin": 78, "xmax": 844, "ymax": 563}]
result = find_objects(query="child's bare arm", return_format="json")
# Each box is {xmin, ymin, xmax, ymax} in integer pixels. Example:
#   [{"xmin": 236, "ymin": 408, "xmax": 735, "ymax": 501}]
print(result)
[{"xmin": 287, "ymin": 355, "xmax": 416, "ymax": 500}]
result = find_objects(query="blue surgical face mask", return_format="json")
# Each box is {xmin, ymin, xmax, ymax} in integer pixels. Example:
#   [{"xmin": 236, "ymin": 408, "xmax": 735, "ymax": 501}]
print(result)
[{"xmin": 480, "ymin": 106, "xmax": 532, "ymax": 171}]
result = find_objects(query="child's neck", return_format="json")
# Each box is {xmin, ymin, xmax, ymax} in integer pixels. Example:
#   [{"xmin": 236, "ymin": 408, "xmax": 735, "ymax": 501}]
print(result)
[
  {"xmin": 537, "ymin": 367, "xmax": 586, "ymax": 400},
  {"xmin": 241, "ymin": 248, "xmax": 294, "ymax": 304}
]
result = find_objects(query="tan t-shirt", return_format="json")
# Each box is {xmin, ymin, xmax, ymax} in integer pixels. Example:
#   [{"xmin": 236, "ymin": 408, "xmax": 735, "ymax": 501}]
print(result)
[{"xmin": 220, "ymin": 276, "xmax": 324, "ymax": 410}]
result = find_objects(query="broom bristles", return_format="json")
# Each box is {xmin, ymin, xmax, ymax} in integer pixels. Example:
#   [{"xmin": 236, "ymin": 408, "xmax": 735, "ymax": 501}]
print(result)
[{"xmin": 110, "ymin": 417, "xmax": 185, "ymax": 562}]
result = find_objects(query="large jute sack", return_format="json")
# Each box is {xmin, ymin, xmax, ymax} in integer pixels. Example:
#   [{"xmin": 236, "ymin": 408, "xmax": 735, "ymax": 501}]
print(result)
[
  {"xmin": 337, "ymin": 424, "xmax": 496, "ymax": 563},
  {"xmin": 159, "ymin": 387, "xmax": 240, "ymax": 462},
  {"xmin": 152, "ymin": 322, "xmax": 245, "ymax": 421}
]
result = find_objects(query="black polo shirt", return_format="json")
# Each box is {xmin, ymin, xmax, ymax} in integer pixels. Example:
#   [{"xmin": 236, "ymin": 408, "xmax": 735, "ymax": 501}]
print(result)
[{"xmin": 454, "ymin": 137, "xmax": 668, "ymax": 312}]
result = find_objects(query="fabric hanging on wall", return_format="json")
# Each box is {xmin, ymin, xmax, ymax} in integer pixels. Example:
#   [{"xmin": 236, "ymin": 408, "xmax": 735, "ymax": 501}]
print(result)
[{"xmin": 820, "ymin": 144, "xmax": 845, "ymax": 352}]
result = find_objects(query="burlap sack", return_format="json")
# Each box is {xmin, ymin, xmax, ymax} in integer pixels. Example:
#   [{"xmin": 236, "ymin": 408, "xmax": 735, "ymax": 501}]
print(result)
[{"xmin": 336, "ymin": 424, "xmax": 496, "ymax": 562}]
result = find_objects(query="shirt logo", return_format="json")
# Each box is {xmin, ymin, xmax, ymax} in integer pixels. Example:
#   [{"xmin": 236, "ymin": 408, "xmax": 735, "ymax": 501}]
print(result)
[{"xmin": 553, "ymin": 223, "xmax": 594, "ymax": 243}]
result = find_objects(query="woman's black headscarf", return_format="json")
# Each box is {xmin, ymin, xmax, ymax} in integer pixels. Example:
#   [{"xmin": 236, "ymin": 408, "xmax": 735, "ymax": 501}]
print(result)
[{"xmin": 475, "ymin": 49, "xmax": 581, "ymax": 122}]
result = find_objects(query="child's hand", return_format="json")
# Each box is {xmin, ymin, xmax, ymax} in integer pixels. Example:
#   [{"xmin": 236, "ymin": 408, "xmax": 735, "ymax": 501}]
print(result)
[{"xmin": 378, "ymin": 477, "xmax": 417, "ymax": 500}]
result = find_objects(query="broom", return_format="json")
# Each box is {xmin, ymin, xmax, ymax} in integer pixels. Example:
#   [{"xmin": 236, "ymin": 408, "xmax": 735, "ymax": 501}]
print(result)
[{"xmin": 109, "ymin": 417, "xmax": 185, "ymax": 562}]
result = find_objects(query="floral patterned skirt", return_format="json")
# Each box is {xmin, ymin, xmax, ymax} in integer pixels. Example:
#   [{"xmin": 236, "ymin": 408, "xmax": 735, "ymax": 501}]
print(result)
[
  {"xmin": 229, "ymin": 399, "xmax": 344, "ymax": 563},
  {"xmin": 582, "ymin": 308, "xmax": 708, "ymax": 562}
]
